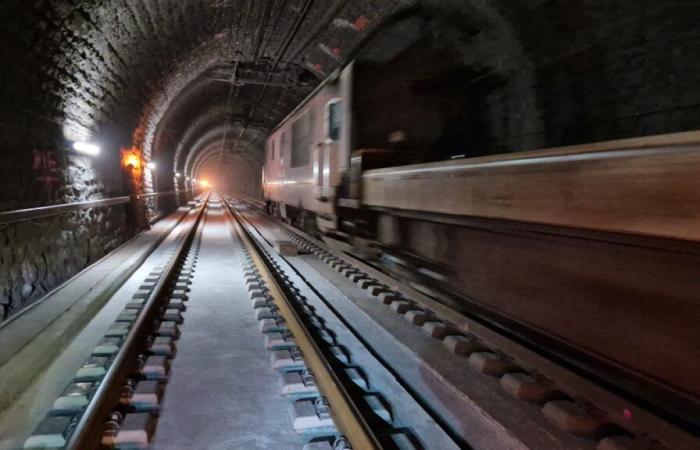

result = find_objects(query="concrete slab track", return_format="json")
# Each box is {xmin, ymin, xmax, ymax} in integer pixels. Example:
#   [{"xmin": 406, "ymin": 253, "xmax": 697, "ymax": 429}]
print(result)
[{"xmin": 151, "ymin": 203, "xmax": 302, "ymax": 450}]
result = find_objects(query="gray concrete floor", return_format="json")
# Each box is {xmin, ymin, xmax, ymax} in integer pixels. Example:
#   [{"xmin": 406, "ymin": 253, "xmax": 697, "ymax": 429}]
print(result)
[{"xmin": 150, "ymin": 204, "xmax": 302, "ymax": 450}]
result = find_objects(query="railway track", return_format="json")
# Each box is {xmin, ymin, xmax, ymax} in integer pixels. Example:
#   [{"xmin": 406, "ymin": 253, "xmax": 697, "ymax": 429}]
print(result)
[
  {"xmin": 230, "ymin": 197, "xmax": 700, "ymax": 450},
  {"xmin": 224, "ymin": 198, "xmax": 453, "ymax": 449},
  {"xmin": 13, "ymin": 194, "xmax": 454, "ymax": 449},
  {"xmin": 14, "ymin": 195, "xmax": 209, "ymax": 450},
  {"xmin": 5, "ymin": 192, "xmax": 698, "ymax": 450}
]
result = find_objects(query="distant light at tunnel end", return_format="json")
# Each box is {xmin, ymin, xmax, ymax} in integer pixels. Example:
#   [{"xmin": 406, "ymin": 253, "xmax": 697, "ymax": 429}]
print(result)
[
  {"xmin": 200, "ymin": 179, "xmax": 212, "ymax": 188},
  {"xmin": 72, "ymin": 141, "xmax": 100, "ymax": 155}
]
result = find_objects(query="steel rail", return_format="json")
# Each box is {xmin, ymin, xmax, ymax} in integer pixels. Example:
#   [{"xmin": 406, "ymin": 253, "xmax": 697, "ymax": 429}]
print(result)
[
  {"xmin": 0, "ymin": 189, "xmax": 196, "ymax": 225},
  {"xmin": 64, "ymin": 193, "xmax": 210, "ymax": 449},
  {"xmin": 224, "ymin": 199, "xmax": 383, "ymax": 450},
  {"xmin": 246, "ymin": 197, "xmax": 700, "ymax": 449}
]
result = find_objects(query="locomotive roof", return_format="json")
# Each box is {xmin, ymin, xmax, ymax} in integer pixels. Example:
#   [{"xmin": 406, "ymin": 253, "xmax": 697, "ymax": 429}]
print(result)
[{"xmin": 270, "ymin": 65, "xmax": 345, "ymax": 135}]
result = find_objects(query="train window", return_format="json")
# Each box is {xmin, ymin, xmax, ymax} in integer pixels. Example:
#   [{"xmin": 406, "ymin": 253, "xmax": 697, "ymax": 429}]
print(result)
[
  {"xmin": 270, "ymin": 139, "xmax": 276, "ymax": 161},
  {"xmin": 327, "ymin": 100, "xmax": 342, "ymax": 141},
  {"xmin": 281, "ymin": 131, "xmax": 287, "ymax": 160},
  {"xmin": 291, "ymin": 110, "xmax": 313, "ymax": 168}
]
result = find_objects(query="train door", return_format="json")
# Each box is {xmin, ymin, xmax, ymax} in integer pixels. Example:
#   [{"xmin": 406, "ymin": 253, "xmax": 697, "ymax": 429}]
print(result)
[{"xmin": 313, "ymin": 98, "xmax": 343, "ymax": 201}]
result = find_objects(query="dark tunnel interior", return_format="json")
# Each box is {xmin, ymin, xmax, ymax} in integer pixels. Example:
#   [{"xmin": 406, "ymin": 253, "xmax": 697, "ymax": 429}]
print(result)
[
  {"xmin": 2, "ymin": 0, "xmax": 700, "ymax": 318},
  {"xmin": 3, "ymin": 2, "xmax": 700, "ymax": 449}
]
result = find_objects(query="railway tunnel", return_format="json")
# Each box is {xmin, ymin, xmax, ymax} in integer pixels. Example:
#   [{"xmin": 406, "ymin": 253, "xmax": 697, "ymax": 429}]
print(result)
[{"xmin": 1, "ymin": 1, "xmax": 700, "ymax": 449}]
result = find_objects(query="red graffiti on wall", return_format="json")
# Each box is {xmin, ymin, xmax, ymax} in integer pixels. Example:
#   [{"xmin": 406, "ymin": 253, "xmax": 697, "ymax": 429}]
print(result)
[
  {"xmin": 354, "ymin": 15, "xmax": 370, "ymax": 31},
  {"xmin": 32, "ymin": 149, "xmax": 61, "ymax": 194}
]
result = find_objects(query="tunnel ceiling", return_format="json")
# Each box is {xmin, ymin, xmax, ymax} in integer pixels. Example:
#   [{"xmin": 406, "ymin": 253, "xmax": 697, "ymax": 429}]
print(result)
[
  {"xmin": 5, "ymin": 0, "xmax": 698, "ymax": 190},
  {"xmin": 3, "ymin": 0, "xmax": 411, "ymax": 180}
]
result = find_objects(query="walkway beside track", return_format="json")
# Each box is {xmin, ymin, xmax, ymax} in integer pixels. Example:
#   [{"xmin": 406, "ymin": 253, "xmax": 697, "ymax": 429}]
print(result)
[
  {"xmin": 0, "ymin": 207, "xmax": 197, "ymax": 450},
  {"xmin": 150, "ymin": 200, "xmax": 302, "ymax": 449}
]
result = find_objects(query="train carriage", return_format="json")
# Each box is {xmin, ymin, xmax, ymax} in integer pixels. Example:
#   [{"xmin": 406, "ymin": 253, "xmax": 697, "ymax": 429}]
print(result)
[
  {"xmin": 262, "ymin": 55, "xmax": 700, "ymax": 424},
  {"xmin": 264, "ymin": 64, "xmax": 353, "ymax": 233}
]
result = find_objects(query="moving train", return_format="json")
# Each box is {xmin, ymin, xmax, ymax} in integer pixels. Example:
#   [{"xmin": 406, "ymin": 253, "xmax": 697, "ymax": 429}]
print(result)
[
  {"xmin": 262, "ymin": 57, "xmax": 700, "ymax": 414},
  {"xmin": 263, "ymin": 58, "xmax": 467, "ymax": 240}
]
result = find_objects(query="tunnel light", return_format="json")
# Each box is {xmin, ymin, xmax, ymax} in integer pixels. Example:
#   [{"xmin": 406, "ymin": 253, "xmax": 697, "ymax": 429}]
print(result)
[
  {"xmin": 200, "ymin": 179, "xmax": 212, "ymax": 188},
  {"xmin": 186, "ymin": 176, "xmax": 190, "ymax": 181},
  {"xmin": 175, "ymin": 172, "xmax": 181, "ymax": 178},
  {"xmin": 146, "ymin": 162, "xmax": 156, "ymax": 170},
  {"xmin": 123, "ymin": 153, "xmax": 141, "ymax": 169},
  {"xmin": 72, "ymin": 141, "xmax": 100, "ymax": 155}
]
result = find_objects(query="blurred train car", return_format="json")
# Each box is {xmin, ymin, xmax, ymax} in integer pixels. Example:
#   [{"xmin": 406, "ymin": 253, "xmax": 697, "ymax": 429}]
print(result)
[
  {"xmin": 263, "ymin": 64, "xmax": 351, "ymax": 233},
  {"xmin": 263, "ymin": 53, "xmax": 474, "ymax": 238},
  {"xmin": 263, "ymin": 42, "xmax": 700, "ymax": 417}
]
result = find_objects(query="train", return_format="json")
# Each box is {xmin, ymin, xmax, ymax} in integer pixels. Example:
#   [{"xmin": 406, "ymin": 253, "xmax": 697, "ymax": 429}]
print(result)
[
  {"xmin": 262, "ymin": 58, "xmax": 700, "ymax": 245},
  {"xmin": 261, "ymin": 57, "xmax": 700, "ymax": 417},
  {"xmin": 262, "ymin": 56, "xmax": 472, "ymax": 241}
]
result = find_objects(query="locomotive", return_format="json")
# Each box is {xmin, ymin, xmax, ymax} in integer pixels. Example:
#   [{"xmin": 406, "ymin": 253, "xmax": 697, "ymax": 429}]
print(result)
[
  {"xmin": 262, "ymin": 56, "xmax": 471, "ymax": 245},
  {"xmin": 259, "ymin": 10, "xmax": 700, "ymax": 424},
  {"xmin": 260, "ymin": 44, "xmax": 700, "ymax": 419}
]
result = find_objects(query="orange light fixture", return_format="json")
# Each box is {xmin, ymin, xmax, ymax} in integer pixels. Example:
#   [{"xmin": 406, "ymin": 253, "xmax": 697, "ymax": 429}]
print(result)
[{"xmin": 122, "ymin": 151, "xmax": 142, "ymax": 170}]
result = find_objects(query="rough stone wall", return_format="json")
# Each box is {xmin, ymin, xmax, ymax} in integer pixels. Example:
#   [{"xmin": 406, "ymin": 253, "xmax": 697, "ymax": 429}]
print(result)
[
  {"xmin": 0, "ymin": 2, "xmax": 139, "ymax": 319},
  {"xmin": 499, "ymin": 0, "xmax": 700, "ymax": 151},
  {"xmin": 0, "ymin": 149, "xmax": 129, "ymax": 319},
  {"xmin": 0, "ymin": 207, "xmax": 128, "ymax": 319},
  {"xmin": 361, "ymin": 0, "xmax": 700, "ymax": 156},
  {"xmin": 0, "ymin": 26, "xmax": 135, "ymax": 317}
]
